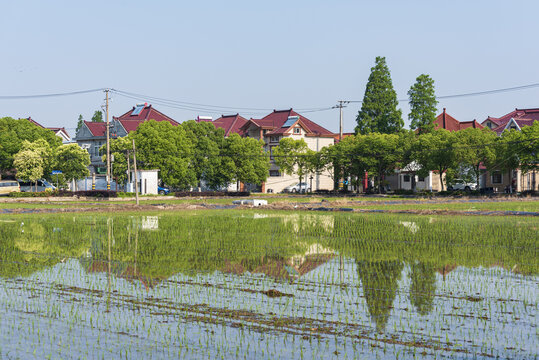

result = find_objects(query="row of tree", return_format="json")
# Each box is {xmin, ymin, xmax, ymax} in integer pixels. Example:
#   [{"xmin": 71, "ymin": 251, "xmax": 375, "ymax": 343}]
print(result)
[
  {"xmin": 274, "ymin": 123, "xmax": 538, "ymax": 192},
  {"xmin": 108, "ymin": 120, "xmax": 270, "ymax": 189}
]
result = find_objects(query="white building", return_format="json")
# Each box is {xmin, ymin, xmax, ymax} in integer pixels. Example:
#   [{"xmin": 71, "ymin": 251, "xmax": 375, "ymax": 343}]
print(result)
[{"xmin": 212, "ymin": 109, "xmax": 336, "ymax": 193}]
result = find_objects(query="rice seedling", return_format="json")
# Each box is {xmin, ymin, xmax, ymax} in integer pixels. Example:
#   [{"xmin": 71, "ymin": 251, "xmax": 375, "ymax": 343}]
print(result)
[{"xmin": 0, "ymin": 209, "xmax": 536, "ymax": 358}]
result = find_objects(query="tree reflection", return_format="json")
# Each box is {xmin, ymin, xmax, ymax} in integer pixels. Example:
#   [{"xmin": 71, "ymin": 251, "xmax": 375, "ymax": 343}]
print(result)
[
  {"xmin": 356, "ymin": 259, "xmax": 403, "ymax": 332},
  {"xmin": 409, "ymin": 261, "xmax": 436, "ymax": 316}
]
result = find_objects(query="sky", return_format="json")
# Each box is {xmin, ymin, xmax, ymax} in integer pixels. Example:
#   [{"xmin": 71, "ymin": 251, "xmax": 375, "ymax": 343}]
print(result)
[{"xmin": 2, "ymin": 0, "xmax": 539, "ymax": 137}]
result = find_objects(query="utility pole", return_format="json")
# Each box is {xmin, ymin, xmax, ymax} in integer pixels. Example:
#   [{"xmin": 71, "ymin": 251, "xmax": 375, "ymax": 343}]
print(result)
[
  {"xmin": 336, "ymin": 101, "xmax": 349, "ymax": 141},
  {"xmin": 105, "ymin": 89, "xmax": 111, "ymax": 191},
  {"xmin": 132, "ymin": 139, "xmax": 139, "ymax": 206}
]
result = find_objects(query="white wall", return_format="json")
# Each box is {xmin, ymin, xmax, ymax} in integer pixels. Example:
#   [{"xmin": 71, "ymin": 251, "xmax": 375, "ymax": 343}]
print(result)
[{"xmin": 129, "ymin": 170, "xmax": 159, "ymax": 195}]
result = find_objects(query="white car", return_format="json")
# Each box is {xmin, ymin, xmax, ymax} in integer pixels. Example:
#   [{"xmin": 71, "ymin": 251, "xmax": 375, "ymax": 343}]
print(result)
[
  {"xmin": 283, "ymin": 182, "xmax": 309, "ymax": 193},
  {"xmin": 447, "ymin": 179, "xmax": 477, "ymax": 192}
]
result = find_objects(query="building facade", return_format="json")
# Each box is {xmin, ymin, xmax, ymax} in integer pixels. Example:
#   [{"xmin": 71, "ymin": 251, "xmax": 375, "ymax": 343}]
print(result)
[
  {"xmin": 75, "ymin": 104, "xmax": 179, "ymax": 174},
  {"xmin": 212, "ymin": 109, "xmax": 336, "ymax": 193}
]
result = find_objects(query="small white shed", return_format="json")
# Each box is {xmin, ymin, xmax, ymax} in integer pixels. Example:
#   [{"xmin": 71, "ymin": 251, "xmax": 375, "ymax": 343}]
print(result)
[{"xmin": 128, "ymin": 169, "xmax": 159, "ymax": 195}]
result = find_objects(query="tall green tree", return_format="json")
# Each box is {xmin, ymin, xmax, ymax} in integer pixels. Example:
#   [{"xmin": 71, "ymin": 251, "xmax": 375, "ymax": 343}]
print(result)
[
  {"xmin": 408, "ymin": 74, "xmax": 438, "ymax": 134},
  {"xmin": 91, "ymin": 110, "xmax": 103, "ymax": 123},
  {"xmin": 273, "ymin": 138, "xmax": 316, "ymax": 188},
  {"xmin": 182, "ymin": 120, "xmax": 234, "ymax": 189},
  {"xmin": 224, "ymin": 134, "xmax": 270, "ymax": 187},
  {"xmin": 75, "ymin": 114, "xmax": 84, "ymax": 134},
  {"xmin": 129, "ymin": 120, "xmax": 195, "ymax": 189},
  {"xmin": 54, "ymin": 144, "xmax": 90, "ymax": 185},
  {"xmin": 355, "ymin": 56, "xmax": 403, "ymax": 134}
]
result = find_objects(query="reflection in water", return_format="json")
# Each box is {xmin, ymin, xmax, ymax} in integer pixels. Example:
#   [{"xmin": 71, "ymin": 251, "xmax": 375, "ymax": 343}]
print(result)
[
  {"xmin": 409, "ymin": 261, "xmax": 436, "ymax": 316},
  {"xmin": 356, "ymin": 260, "xmax": 403, "ymax": 331}
]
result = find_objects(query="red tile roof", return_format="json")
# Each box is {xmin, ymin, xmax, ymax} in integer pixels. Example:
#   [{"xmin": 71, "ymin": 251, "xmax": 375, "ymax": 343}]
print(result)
[
  {"xmin": 212, "ymin": 114, "xmax": 248, "ymax": 136},
  {"xmin": 84, "ymin": 121, "xmax": 107, "ymax": 137},
  {"xmin": 434, "ymin": 109, "xmax": 484, "ymax": 131},
  {"xmin": 481, "ymin": 108, "xmax": 539, "ymax": 135},
  {"xmin": 239, "ymin": 109, "xmax": 335, "ymax": 138},
  {"xmin": 26, "ymin": 117, "xmax": 44, "ymax": 128},
  {"xmin": 114, "ymin": 104, "xmax": 179, "ymax": 134},
  {"xmin": 115, "ymin": 104, "xmax": 179, "ymax": 125}
]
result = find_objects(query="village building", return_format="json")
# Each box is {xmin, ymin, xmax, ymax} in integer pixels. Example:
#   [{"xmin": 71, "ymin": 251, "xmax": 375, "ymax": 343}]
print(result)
[
  {"xmin": 26, "ymin": 117, "xmax": 71, "ymax": 143},
  {"xmin": 75, "ymin": 103, "xmax": 179, "ymax": 174},
  {"xmin": 481, "ymin": 108, "xmax": 538, "ymax": 192},
  {"xmin": 212, "ymin": 109, "xmax": 336, "ymax": 193}
]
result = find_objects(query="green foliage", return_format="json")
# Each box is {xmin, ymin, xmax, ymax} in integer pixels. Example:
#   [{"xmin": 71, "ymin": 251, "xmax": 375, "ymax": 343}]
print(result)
[
  {"xmin": 498, "ymin": 121, "xmax": 539, "ymax": 173},
  {"xmin": 13, "ymin": 149, "xmax": 43, "ymax": 183},
  {"xmin": 518, "ymin": 121, "xmax": 539, "ymax": 172},
  {"xmin": 54, "ymin": 144, "xmax": 90, "ymax": 183},
  {"xmin": 91, "ymin": 110, "xmax": 103, "ymax": 123},
  {"xmin": 355, "ymin": 56, "xmax": 403, "ymax": 134},
  {"xmin": 108, "ymin": 137, "xmax": 131, "ymax": 184},
  {"xmin": 75, "ymin": 114, "xmax": 84, "ymax": 134},
  {"xmin": 182, "ymin": 120, "xmax": 233, "ymax": 189},
  {"xmin": 0, "ymin": 117, "xmax": 62, "ymax": 176},
  {"xmin": 129, "ymin": 120, "xmax": 195, "ymax": 189},
  {"xmin": 332, "ymin": 133, "xmax": 404, "ymax": 193},
  {"xmin": 454, "ymin": 128, "xmax": 497, "ymax": 188},
  {"xmin": 412, "ymin": 129, "xmax": 458, "ymax": 190},
  {"xmin": 408, "ymin": 74, "xmax": 438, "ymax": 134},
  {"xmin": 224, "ymin": 133, "xmax": 270, "ymax": 186},
  {"xmin": 273, "ymin": 138, "xmax": 315, "ymax": 185}
]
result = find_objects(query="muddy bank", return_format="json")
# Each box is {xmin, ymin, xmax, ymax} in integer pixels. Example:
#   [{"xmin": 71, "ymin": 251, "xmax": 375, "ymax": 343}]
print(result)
[{"xmin": 1, "ymin": 201, "xmax": 537, "ymax": 217}]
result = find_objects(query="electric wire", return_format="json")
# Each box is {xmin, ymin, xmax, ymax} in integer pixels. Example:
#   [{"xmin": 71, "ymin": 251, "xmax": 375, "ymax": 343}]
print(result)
[{"xmin": 0, "ymin": 88, "xmax": 105, "ymax": 100}]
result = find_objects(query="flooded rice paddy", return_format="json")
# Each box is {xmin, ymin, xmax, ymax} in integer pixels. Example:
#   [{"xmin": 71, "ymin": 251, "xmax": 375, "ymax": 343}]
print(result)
[{"xmin": 0, "ymin": 210, "xmax": 537, "ymax": 359}]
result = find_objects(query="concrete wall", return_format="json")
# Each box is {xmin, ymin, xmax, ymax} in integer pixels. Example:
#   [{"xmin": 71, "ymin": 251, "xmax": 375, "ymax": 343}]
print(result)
[{"xmin": 129, "ymin": 170, "xmax": 159, "ymax": 195}]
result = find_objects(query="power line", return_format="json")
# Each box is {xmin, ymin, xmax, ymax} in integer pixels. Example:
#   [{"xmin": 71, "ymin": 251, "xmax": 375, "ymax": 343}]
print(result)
[
  {"xmin": 345, "ymin": 82, "xmax": 539, "ymax": 104},
  {"xmin": 0, "ymin": 88, "xmax": 105, "ymax": 100}
]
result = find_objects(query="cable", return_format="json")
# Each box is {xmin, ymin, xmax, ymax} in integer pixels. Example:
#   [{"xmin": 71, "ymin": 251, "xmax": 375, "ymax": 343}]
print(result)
[
  {"xmin": 0, "ymin": 88, "xmax": 105, "ymax": 100},
  {"xmin": 345, "ymin": 82, "xmax": 539, "ymax": 104}
]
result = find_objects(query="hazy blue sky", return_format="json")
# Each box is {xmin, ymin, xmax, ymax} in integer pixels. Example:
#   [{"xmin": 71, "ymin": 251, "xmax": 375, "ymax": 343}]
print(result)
[{"xmin": 2, "ymin": 0, "xmax": 539, "ymax": 136}]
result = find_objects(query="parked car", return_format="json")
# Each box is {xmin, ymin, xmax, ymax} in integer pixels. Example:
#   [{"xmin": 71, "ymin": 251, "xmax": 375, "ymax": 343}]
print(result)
[
  {"xmin": 0, "ymin": 180, "xmax": 20, "ymax": 195},
  {"xmin": 283, "ymin": 182, "xmax": 309, "ymax": 193},
  {"xmin": 158, "ymin": 186, "xmax": 170, "ymax": 195},
  {"xmin": 19, "ymin": 179, "xmax": 56, "ymax": 192},
  {"xmin": 447, "ymin": 179, "xmax": 477, "ymax": 192}
]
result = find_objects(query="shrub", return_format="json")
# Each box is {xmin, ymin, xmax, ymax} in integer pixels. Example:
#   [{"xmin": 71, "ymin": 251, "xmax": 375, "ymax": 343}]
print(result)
[
  {"xmin": 73, "ymin": 190, "xmax": 118, "ymax": 198},
  {"xmin": 174, "ymin": 191, "xmax": 250, "ymax": 197}
]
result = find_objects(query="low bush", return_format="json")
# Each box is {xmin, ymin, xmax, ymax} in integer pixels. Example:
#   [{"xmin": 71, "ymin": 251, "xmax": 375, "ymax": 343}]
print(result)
[
  {"xmin": 174, "ymin": 191, "xmax": 250, "ymax": 197},
  {"xmin": 74, "ymin": 190, "xmax": 118, "ymax": 198}
]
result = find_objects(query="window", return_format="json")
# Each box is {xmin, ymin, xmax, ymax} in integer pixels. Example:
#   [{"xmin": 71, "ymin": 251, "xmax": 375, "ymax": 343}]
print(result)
[
  {"xmin": 282, "ymin": 116, "xmax": 299, "ymax": 128},
  {"xmin": 131, "ymin": 104, "xmax": 145, "ymax": 116},
  {"xmin": 492, "ymin": 171, "xmax": 502, "ymax": 184},
  {"xmin": 403, "ymin": 175, "xmax": 410, "ymax": 182},
  {"xmin": 269, "ymin": 170, "xmax": 281, "ymax": 177},
  {"xmin": 418, "ymin": 176, "xmax": 425, "ymax": 182},
  {"xmin": 293, "ymin": 127, "xmax": 301, "ymax": 134}
]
